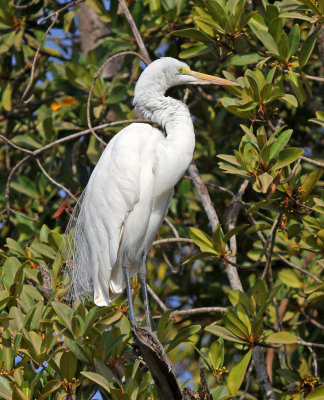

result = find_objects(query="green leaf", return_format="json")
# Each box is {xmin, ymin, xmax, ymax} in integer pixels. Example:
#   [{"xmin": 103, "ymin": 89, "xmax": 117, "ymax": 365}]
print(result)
[
  {"xmin": 2, "ymin": 82, "xmax": 12, "ymax": 111},
  {"xmin": 81, "ymin": 371, "xmax": 112, "ymax": 393},
  {"xmin": 51, "ymin": 301, "xmax": 73, "ymax": 332},
  {"xmin": 2, "ymin": 329, "xmax": 13, "ymax": 371},
  {"xmin": 0, "ymin": 376, "xmax": 13, "ymax": 400},
  {"xmin": 205, "ymin": 324, "xmax": 246, "ymax": 344},
  {"xmin": 288, "ymin": 24, "xmax": 300, "ymax": 58},
  {"xmin": 249, "ymin": 19, "xmax": 279, "ymax": 55},
  {"xmin": 306, "ymin": 385, "xmax": 324, "ymax": 399},
  {"xmin": 209, "ymin": 339, "xmax": 224, "ymax": 370},
  {"xmin": 228, "ymin": 290, "xmax": 254, "ymax": 315},
  {"xmin": 223, "ymin": 224, "xmax": 249, "ymax": 244},
  {"xmin": 30, "ymin": 243, "xmax": 56, "ymax": 260},
  {"xmin": 280, "ymin": 94, "xmax": 298, "ymax": 108},
  {"xmin": 12, "ymin": 386, "xmax": 30, "ymax": 400},
  {"xmin": 223, "ymin": 309, "xmax": 250, "ymax": 339},
  {"xmin": 189, "ymin": 227, "xmax": 217, "ymax": 253},
  {"xmin": 272, "ymin": 148, "xmax": 303, "ymax": 170},
  {"xmin": 38, "ymin": 380, "xmax": 62, "ymax": 400},
  {"xmin": 288, "ymin": 70, "xmax": 306, "ymax": 105},
  {"xmin": 229, "ymin": 53, "xmax": 264, "ymax": 66},
  {"xmin": 264, "ymin": 332, "xmax": 297, "ymax": 344},
  {"xmin": 278, "ymin": 269, "xmax": 303, "ymax": 288},
  {"xmin": 299, "ymin": 27, "xmax": 321, "ymax": 67},
  {"xmin": 300, "ymin": 169, "xmax": 323, "ymax": 200},
  {"xmin": 167, "ymin": 325, "xmax": 201, "ymax": 352},
  {"xmin": 60, "ymin": 351, "xmax": 77, "ymax": 380},
  {"xmin": 269, "ymin": 129, "xmax": 293, "ymax": 161},
  {"xmin": 157, "ymin": 310, "xmax": 174, "ymax": 342},
  {"xmin": 205, "ymin": 0, "xmax": 228, "ymax": 26},
  {"xmin": 212, "ymin": 224, "xmax": 225, "ymax": 254},
  {"xmin": 169, "ymin": 28, "xmax": 213, "ymax": 42},
  {"xmin": 227, "ymin": 351, "xmax": 252, "ymax": 395},
  {"xmin": 11, "ymin": 135, "xmax": 42, "ymax": 149},
  {"xmin": 217, "ymin": 154, "xmax": 241, "ymax": 166},
  {"xmin": 179, "ymin": 43, "xmax": 211, "ymax": 59}
]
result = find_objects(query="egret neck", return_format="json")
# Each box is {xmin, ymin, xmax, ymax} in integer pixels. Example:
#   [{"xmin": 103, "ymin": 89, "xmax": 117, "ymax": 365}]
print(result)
[{"xmin": 133, "ymin": 81, "xmax": 195, "ymax": 191}]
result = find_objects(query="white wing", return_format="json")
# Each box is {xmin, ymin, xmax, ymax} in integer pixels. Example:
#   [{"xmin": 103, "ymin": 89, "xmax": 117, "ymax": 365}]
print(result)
[{"xmin": 64, "ymin": 123, "xmax": 163, "ymax": 306}]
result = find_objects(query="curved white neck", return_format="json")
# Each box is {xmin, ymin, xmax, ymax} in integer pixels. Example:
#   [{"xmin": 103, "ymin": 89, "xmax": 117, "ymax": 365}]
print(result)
[{"xmin": 133, "ymin": 81, "xmax": 195, "ymax": 193}]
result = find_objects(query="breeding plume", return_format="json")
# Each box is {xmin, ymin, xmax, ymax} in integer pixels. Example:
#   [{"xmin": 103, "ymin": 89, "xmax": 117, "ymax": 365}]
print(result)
[{"xmin": 65, "ymin": 57, "xmax": 237, "ymax": 329}]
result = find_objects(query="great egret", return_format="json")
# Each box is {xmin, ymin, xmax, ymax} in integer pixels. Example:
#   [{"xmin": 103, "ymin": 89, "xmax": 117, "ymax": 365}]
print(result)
[{"xmin": 65, "ymin": 57, "xmax": 237, "ymax": 329}]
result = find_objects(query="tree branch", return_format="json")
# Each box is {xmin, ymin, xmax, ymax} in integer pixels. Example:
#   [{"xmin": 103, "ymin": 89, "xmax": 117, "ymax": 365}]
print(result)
[{"xmin": 118, "ymin": 0, "xmax": 151, "ymax": 65}]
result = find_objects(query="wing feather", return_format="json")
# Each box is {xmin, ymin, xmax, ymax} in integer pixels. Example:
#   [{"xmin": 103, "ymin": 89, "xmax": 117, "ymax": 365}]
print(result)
[{"xmin": 63, "ymin": 124, "xmax": 160, "ymax": 305}]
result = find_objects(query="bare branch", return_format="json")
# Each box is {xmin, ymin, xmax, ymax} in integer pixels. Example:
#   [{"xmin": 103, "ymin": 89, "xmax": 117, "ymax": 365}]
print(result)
[
  {"xmin": 261, "ymin": 215, "xmax": 281, "ymax": 280},
  {"xmin": 147, "ymin": 285, "xmax": 168, "ymax": 313},
  {"xmin": 274, "ymin": 251, "xmax": 321, "ymax": 283},
  {"xmin": 35, "ymin": 158, "xmax": 78, "ymax": 202},
  {"xmin": 188, "ymin": 160, "xmax": 221, "ymax": 232},
  {"xmin": 22, "ymin": 0, "xmax": 84, "ymax": 102},
  {"xmin": 170, "ymin": 307, "xmax": 227, "ymax": 318},
  {"xmin": 12, "ymin": 0, "xmax": 38, "ymax": 9},
  {"xmin": 301, "ymin": 156, "xmax": 324, "ymax": 168},
  {"xmin": 153, "ymin": 238, "xmax": 194, "ymax": 246},
  {"xmin": 284, "ymin": 69, "xmax": 324, "ymax": 83},
  {"xmin": 118, "ymin": 0, "xmax": 151, "ymax": 65}
]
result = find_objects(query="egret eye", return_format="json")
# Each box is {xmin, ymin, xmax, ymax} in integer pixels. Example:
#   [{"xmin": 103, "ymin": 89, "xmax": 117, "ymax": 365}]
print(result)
[{"xmin": 178, "ymin": 67, "xmax": 184, "ymax": 73}]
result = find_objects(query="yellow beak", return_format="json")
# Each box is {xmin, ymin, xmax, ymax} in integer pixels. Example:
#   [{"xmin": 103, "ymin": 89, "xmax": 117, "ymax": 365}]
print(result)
[{"xmin": 189, "ymin": 70, "xmax": 239, "ymax": 86}]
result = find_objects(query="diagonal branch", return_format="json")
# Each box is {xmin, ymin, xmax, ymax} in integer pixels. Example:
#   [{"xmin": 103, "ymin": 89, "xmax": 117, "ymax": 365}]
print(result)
[{"xmin": 118, "ymin": 0, "xmax": 151, "ymax": 65}]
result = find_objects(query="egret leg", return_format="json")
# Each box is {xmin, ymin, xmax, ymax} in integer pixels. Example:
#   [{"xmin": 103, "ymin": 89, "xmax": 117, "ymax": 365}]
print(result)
[
  {"xmin": 122, "ymin": 264, "xmax": 136, "ymax": 326},
  {"xmin": 139, "ymin": 258, "xmax": 152, "ymax": 331}
]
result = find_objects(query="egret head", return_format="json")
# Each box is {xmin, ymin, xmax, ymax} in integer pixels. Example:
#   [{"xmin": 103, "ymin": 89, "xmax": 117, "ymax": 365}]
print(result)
[{"xmin": 134, "ymin": 57, "xmax": 238, "ymax": 95}]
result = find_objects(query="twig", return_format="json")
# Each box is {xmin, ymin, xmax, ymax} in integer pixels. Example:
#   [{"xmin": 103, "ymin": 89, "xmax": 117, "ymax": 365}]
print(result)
[
  {"xmin": 273, "ymin": 251, "xmax": 321, "ymax": 283},
  {"xmin": 147, "ymin": 285, "xmax": 227, "ymax": 316},
  {"xmin": 301, "ymin": 156, "xmax": 324, "ymax": 168},
  {"xmin": 22, "ymin": 19, "xmax": 58, "ymax": 102},
  {"xmin": 22, "ymin": 0, "xmax": 84, "ymax": 102},
  {"xmin": 5, "ymin": 155, "xmax": 31, "ymax": 213},
  {"xmin": 0, "ymin": 134, "xmax": 33, "ymax": 154},
  {"xmin": 35, "ymin": 158, "xmax": 77, "ymax": 202},
  {"xmin": 118, "ymin": 0, "xmax": 151, "ymax": 65},
  {"xmin": 38, "ymin": 0, "xmax": 84, "ymax": 24},
  {"xmin": 296, "ymin": 337, "xmax": 324, "ymax": 350},
  {"xmin": 279, "ymin": 159, "xmax": 301, "ymax": 184},
  {"xmin": 184, "ymin": 175, "xmax": 235, "ymax": 197},
  {"xmin": 247, "ymin": 213, "xmax": 321, "ymax": 283},
  {"xmin": 87, "ymin": 51, "xmax": 148, "ymax": 146},
  {"xmin": 153, "ymin": 238, "xmax": 194, "ymax": 246},
  {"xmin": 12, "ymin": 0, "xmax": 38, "ymax": 9},
  {"xmin": 164, "ymin": 217, "xmax": 183, "ymax": 273},
  {"xmin": 300, "ymin": 309, "xmax": 324, "ymax": 330},
  {"xmin": 147, "ymin": 285, "xmax": 168, "ymax": 312},
  {"xmin": 284, "ymin": 69, "xmax": 324, "ymax": 83},
  {"xmin": 261, "ymin": 215, "xmax": 281, "ymax": 280},
  {"xmin": 170, "ymin": 307, "xmax": 227, "ymax": 318}
]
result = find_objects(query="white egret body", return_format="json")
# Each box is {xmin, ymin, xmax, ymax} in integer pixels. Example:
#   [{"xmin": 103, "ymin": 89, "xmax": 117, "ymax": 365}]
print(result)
[{"xmin": 66, "ymin": 58, "xmax": 237, "ymax": 327}]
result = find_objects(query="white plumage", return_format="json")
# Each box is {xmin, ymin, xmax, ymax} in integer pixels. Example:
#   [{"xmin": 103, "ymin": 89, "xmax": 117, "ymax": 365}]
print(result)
[{"xmin": 64, "ymin": 57, "xmax": 237, "ymax": 324}]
